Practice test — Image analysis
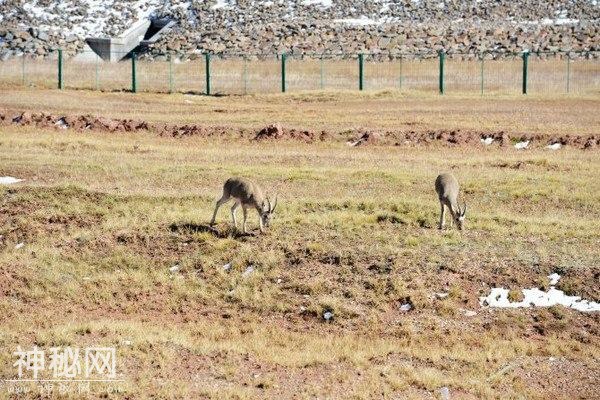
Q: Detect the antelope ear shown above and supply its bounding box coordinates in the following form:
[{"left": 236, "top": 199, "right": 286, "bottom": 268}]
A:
[
  {"left": 271, "top": 194, "right": 278, "bottom": 213},
  {"left": 461, "top": 202, "right": 467, "bottom": 217}
]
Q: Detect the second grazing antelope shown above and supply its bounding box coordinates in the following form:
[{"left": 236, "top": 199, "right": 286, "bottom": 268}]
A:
[
  {"left": 435, "top": 173, "right": 467, "bottom": 230},
  {"left": 210, "top": 177, "right": 278, "bottom": 233}
]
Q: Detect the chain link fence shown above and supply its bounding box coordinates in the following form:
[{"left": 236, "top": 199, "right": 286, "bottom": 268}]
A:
[{"left": 0, "top": 50, "right": 598, "bottom": 96}]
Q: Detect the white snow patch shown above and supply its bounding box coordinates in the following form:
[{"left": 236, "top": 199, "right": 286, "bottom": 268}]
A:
[
  {"left": 480, "top": 273, "right": 600, "bottom": 312},
  {"left": 302, "top": 0, "right": 332, "bottom": 7},
  {"left": 212, "top": 0, "right": 231, "bottom": 10},
  {"left": 546, "top": 142, "right": 562, "bottom": 150},
  {"left": 334, "top": 16, "right": 379, "bottom": 26},
  {"left": 548, "top": 273, "right": 561, "bottom": 285},
  {"left": 0, "top": 176, "right": 24, "bottom": 185},
  {"left": 514, "top": 140, "right": 529, "bottom": 149}
]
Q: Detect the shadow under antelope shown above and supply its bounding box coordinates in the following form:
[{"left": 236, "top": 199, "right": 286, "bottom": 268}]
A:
[
  {"left": 210, "top": 177, "right": 278, "bottom": 234},
  {"left": 435, "top": 173, "right": 467, "bottom": 230}
]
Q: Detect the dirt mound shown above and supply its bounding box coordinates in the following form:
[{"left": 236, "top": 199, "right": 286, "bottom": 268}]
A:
[
  {"left": 254, "top": 123, "right": 326, "bottom": 142},
  {"left": 347, "top": 131, "right": 382, "bottom": 146},
  {"left": 1, "top": 109, "right": 598, "bottom": 149}
]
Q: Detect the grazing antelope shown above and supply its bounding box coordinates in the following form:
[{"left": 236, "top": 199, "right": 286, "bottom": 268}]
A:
[
  {"left": 210, "top": 177, "right": 278, "bottom": 233},
  {"left": 435, "top": 173, "right": 467, "bottom": 230}
]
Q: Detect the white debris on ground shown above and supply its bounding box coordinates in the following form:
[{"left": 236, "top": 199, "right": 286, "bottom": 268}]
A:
[
  {"left": 169, "top": 265, "right": 180, "bottom": 273},
  {"left": 546, "top": 142, "right": 562, "bottom": 150},
  {"left": 0, "top": 176, "right": 24, "bottom": 184},
  {"left": 242, "top": 265, "right": 254, "bottom": 277},
  {"left": 323, "top": 311, "right": 333, "bottom": 321},
  {"left": 14, "top": 242, "right": 25, "bottom": 249},
  {"left": 440, "top": 387, "right": 450, "bottom": 400},
  {"left": 480, "top": 137, "right": 494, "bottom": 145},
  {"left": 222, "top": 262, "right": 232, "bottom": 271},
  {"left": 399, "top": 303, "right": 412, "bottom": 311},
  {"left": 514, "top": 140, "right": 530, "bottom": 149},
  {"left": 463, "top": 310, "right": 477, "bottom": 317},
  {"left": 480, "top": 273, "right": 600, "bottom": 312},
  {"left": 435, "top": 292, "right": 449, "bottom": 299},
  {"left": 55, "top": 118, "right": 68, "bottom": 129}
]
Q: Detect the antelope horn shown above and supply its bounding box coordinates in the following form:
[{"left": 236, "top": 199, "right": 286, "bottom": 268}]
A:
[{"left": 271, "top": 194, "right": 278, "bottom": 212}]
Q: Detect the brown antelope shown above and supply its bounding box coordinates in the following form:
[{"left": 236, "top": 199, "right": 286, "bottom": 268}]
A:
[
  {"left": 210, "top": 177, "right": 278, "bottom": 233},
  {"left": 435, "top": 173, "right": 467, "bottom": 230}
]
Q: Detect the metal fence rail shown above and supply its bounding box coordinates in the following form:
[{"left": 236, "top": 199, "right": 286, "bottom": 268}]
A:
[{"left": 0, "top": 50, "right": 598, "bottom": 96}]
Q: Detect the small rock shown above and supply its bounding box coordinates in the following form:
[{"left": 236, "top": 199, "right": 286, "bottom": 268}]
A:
[
  {"left": 464, "top": 310, "right": 477, "bottom": 317},
  {"left": 323, "top": 311, "right": 334, "bottom": 321},
  {"left": 399, "top": 303, "right": 412, "bottom": 312},
  {"left": 14, "top": 242, "right": 24, "bottom": 249},
  {"left": 222, "top": 262, "right": 232, "bottom": 271},
  {"left": 435, "top": 292, "right": 449, "bottom": 299},
  {"left": 169, "top": 265, "right": 180, "bottom": 273},
  {"left": 480, "top": 137, "right": 494, "bottom": 145}
]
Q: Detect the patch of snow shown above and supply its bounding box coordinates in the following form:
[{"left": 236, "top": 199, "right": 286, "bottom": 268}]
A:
[
  {"left": 548, "top": 273, "right": 561, "bottom": 286},
  {"left": 480, "top": 273, "right": 600, "bottom": 312},
  {"left": 212, "top": 0, "right": 231, "bottom": 10},
  {"left": 334, "top": 16, "right": 378, "bottom": 26},
  {"left": 546, "top": 142, "right": 562, "bottom": 150},
  {"left": 0, "top": 176, "right": 24, "bottom": 185},
  {"left": 481, "top": 137, "right": 494, "bottom": 145},
  {"left": 302, "top": 0, "right": 332, "bottom": 7},
  {"left": 514, "top": 140, "right": 529, "bottom": 150}
]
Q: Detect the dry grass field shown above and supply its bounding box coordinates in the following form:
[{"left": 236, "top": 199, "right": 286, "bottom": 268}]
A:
[{"left": 0, "top": 89, "right": 599, "bottom": 399}]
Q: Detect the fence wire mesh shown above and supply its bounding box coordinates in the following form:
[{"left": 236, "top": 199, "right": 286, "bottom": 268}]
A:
[{"left": 0, "top": 50, "right": 598, "bottom": 96}]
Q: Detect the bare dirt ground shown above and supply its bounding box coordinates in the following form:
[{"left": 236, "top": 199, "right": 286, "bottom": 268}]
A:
[{"left": 0, "top": 89, "right": 599, "bottom": 399}]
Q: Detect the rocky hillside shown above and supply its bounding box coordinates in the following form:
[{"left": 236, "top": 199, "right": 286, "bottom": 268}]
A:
[{"left": 0, "top": 0, "right": 598, "bottom": 59}]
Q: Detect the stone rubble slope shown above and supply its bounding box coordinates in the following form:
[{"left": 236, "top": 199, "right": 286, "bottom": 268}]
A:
[{"left": 0, "top": 0, "right": 598, "bottom": 59}]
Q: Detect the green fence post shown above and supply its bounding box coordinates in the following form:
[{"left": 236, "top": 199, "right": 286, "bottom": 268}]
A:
[
  {"left": 131, "top": 52, "right": 137, "bottom": 93},
  {"left": 398, "top": 56, "right": 403, "bottom": 90},
  {"left": 438, "top": 50, "right": 445, "bottom": 94},
  {"left": 205, "top": 53, "right": 210, "bottom": 95},
  {"left": 168, "top": 54, "right": 173, "bottom": 93},
  {"left": 480, "top": 54, "right": 484, "bottom": 95},
  {"left": 281, "top": 53, "right": 286, "bottom": 93},
  {"left": 521, "top": 50, "right": 529, "bottom": 95},
  {"left": 566, "top": 55, "right": 570, "bottom": 93},
  {"left": 358, "top": 53, "right": 364, "bottom": 91},
  {"left": 57, "top": 49, "right": 63, "bottom": 89}
]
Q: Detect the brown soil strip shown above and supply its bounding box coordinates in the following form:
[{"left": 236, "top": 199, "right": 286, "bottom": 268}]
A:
[{"left": 1, "top": 109, "right": 598, "bottom": 149}]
